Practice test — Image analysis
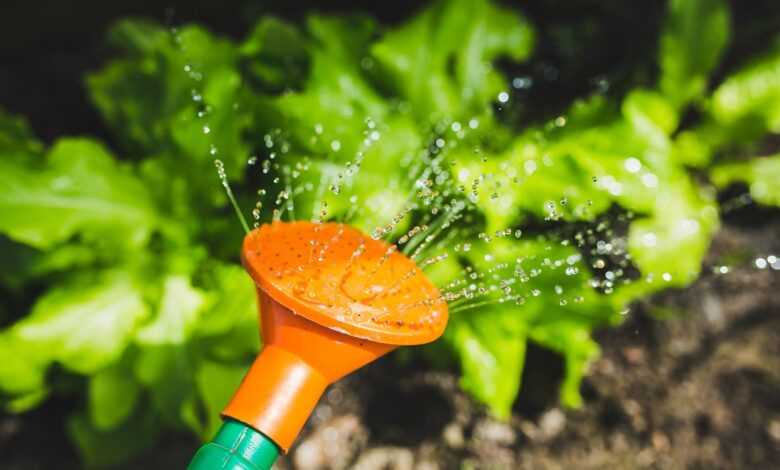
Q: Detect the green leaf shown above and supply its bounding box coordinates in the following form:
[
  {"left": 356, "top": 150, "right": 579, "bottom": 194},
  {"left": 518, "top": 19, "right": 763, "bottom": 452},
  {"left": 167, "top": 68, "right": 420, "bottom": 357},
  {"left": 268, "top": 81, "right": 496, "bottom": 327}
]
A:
[
  {"left": 627, "top": 178, "right": 719, "bottom": 289},
  {"left": 659, "top": 0, "right": 730, "bottom": 109},
  {"left": 529, "top": 322, "right": 599, "bottom": 408},
  {"left": 6, "top": 270, "right": 150, "bottom": 376},
  {"left": 0, "top": 138, "right": 158, "bottom": 250},
  {"left": 88, "top": 362, "right": 141, "bottom": 430},
  {"left": 240, "top": 17, "right": 309, "bottom": 91},
  {"left": 622, "top": 89, "right": 678, "bottom": 137},
  {"left": 194, "top": 263, "right": 260, "bottom": 362},
  {"left": 372, "top": 0, "right": 534, "bottom": 122},
  {"left": 273, "top": 15, "right": 386, "bottom": 157},
  {"left": 710, "top": 154, "right": 780, "bottom": 207},
  {"left": 68, "top": 410, "right": 158, "bottom": 469},
  {"left": 195, "top": 360, "right": 247, "bottom": 439},
  {"left": 262, "top": 15, "right": 425, "bottom": 231},
  {"left": 136, "top": 275, "right": 208, "bottom": 345},
  {"left": 453, "top": 109, "right": 658, "bottom": 232},
  {"left": 710, "top": 35, "right": 780, "bottom": 133},
  {"left": 443, "top": 238, "right": 617, "bottom": 413},
  {"left": 450, "top": 306, "right": 526, "bottom": 418},
  {"left": 0, "top": 108, "right": 43, "bottom": 160},
  {"left": 0, "top": 334, "right": 48, "bottom": 396},
  {"left": 87, "top": 19, "right": 252, "bottom": 219},
  {"left": 133, "top": 345, "right": 198, "bottom": 427},
  {"left": 87, "top": 20, "right": 238, "bottom": 152},
  {"left": 169, "top": 66, "right": 252, "bottom": 173},
  {"left": 6, "top": 389, "right": 50, "bottom": 413}
]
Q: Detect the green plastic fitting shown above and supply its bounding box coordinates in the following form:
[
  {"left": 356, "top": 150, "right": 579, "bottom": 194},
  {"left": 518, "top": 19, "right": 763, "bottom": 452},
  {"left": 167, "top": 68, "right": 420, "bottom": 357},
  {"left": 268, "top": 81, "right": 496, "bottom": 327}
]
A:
[{"left": 188, "top": 418, "right": 280, "bottom": 470}]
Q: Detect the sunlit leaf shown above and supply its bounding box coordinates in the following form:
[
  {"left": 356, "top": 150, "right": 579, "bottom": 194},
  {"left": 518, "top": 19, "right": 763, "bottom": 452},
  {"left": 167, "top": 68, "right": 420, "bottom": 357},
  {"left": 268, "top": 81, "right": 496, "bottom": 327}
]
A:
[
  {"left": 88, "top": 362, "right": 141, "bottom": 430},
  {"left": 711, "top": 154, "right": 780, "bottom": 207},
  {"left": 659, "top": 0, "right": 730, "bottom": 109},
  {"left": 0, "top": 138, "right": 158, "bottom": 250},
  {"left": 9, "top": 270, "right": 150, "bottom": 374}
]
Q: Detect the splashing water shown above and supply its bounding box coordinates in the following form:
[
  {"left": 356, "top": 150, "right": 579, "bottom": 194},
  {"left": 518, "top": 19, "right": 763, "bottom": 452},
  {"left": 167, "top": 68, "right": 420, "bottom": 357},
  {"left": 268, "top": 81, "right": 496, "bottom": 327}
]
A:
[
  {"left": 168, "top": 25, "right": 774, "bottom": 325},
  {"left": 214, "top": 159, "right": 250, "bottom": 234}
]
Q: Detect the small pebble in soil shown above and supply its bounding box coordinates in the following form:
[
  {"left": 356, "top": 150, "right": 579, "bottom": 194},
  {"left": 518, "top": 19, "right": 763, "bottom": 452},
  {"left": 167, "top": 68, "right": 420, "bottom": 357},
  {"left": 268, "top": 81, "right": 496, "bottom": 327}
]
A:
[
  {"left": 538, "top": 408, "right": 566, "bottom": 439},
  {"left": 351, "top": 447, "right": 414, "bottom": 470},
  {"left": 651, "top": 431, "right": 670, "bottom": 451},
  {"left": 472, "top": 419, "right": 516, "bottom": 445},
  {"left": 442, "top": 422, "right": 465, "bottom": 449},
  {"left": 769, "top": 420, "right": 780, "bottom": 442},
  {"left": 622, "top": 346, "right": 645, "bottom": 365},
  {"left": 293, "top": 414, "right": 366, "bottom": 470}
]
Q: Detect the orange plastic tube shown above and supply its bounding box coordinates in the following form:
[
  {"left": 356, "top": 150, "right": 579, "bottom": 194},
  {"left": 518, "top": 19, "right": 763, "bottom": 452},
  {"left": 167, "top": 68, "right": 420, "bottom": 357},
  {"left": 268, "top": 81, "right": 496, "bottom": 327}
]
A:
[
  {"left": 222, "top": 291, "right": 394, "bottom": 451},
  {"left": 221, "top": 222, "right": 448, "bottom": 452}
]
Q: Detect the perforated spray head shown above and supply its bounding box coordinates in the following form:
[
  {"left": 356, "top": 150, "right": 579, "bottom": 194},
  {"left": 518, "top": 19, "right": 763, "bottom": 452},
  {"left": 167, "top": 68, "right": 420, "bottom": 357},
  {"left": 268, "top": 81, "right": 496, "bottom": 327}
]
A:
[
  {"left": 243, "top": 221, "right": 448, "bottom": 344},
  {"left": 221, "top": 222, "right": 448, "bottom": 452}
]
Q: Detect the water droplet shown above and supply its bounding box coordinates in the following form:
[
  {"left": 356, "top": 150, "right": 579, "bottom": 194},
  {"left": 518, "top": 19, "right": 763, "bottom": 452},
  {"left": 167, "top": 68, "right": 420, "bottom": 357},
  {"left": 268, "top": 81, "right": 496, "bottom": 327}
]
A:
[
  {"left": 512, "top": 76, "right": 533, "bottom": 89},
  {"left": 641, "top": 173, "right": 658, "bottom": 188},
  {"left": 642, "top": 232, "right": 657, "bottom": 247},
  {"left": 624, "top": 157, "right": 641, "bottom": 173},
  {"left": 713, "top": 265, "right": 730, "bottom": 274}
]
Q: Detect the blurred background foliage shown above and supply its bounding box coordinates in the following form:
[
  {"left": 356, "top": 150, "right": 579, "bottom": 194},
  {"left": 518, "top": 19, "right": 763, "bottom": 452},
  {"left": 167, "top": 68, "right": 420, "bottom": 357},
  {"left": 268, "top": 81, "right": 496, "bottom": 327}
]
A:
[{"left": 1, "top": 0, "right": 780, "bottom": 466}]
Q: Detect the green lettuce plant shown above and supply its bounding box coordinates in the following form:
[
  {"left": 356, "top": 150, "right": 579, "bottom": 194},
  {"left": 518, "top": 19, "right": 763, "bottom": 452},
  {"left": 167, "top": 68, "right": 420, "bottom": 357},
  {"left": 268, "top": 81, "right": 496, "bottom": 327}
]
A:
[{"left": 1, "top": 0, "right": 779, "bottom": 465}]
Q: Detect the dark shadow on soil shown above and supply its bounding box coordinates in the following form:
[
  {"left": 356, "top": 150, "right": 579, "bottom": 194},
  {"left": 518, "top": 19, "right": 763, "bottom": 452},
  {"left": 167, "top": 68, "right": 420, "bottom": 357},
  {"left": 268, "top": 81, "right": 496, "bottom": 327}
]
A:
[
  {"left": 364, "top": 380, "right": 454, "bottom": 446},
  {"left": 513, "top": 342, "right": 564, "bottom": 420}
]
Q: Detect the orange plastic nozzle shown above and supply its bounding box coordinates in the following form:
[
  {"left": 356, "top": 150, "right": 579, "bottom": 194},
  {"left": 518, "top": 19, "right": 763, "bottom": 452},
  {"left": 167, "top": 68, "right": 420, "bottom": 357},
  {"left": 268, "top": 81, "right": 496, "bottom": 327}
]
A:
[{"left": 222, "top": 222, "right": 448, "bottom": 452}]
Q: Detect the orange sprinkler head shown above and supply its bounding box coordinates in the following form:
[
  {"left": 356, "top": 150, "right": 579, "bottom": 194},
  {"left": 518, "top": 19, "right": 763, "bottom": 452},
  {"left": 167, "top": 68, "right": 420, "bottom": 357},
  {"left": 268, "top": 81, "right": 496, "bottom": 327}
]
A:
[{"left": 221, "top": 221, "right": 448, "bottom": 452}]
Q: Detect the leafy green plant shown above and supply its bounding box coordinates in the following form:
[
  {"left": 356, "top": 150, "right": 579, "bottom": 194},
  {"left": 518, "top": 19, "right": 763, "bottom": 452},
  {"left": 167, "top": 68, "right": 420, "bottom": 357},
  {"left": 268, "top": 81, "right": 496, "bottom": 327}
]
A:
[{"left": 1, "top": 0, "right": 779, "bottom": 465}]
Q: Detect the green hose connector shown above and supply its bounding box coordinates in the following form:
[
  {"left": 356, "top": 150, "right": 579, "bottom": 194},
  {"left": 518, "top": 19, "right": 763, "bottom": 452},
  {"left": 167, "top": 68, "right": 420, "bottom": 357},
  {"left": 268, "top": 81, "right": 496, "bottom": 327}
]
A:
[{"left": 188, "top": 418, "right": 280, "bottom": 470}]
